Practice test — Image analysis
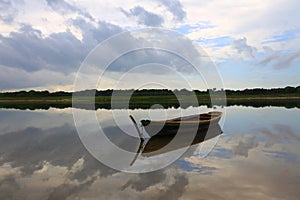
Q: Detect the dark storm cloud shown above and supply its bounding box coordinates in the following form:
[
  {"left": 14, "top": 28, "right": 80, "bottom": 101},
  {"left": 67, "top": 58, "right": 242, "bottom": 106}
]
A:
[
  {"left": 46, "top": 0, "right": 94, "bottom": 21},
  {"left": 156, "top": 0, "right": 186, "bottom": 21},
  {"left": 121, "top": 6, "right": 164, "bottom": 27}
]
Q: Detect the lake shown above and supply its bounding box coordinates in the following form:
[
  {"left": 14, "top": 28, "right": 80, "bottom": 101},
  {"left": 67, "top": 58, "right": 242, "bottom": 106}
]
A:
[{"left": 0, "top": 104, "right": 299, "bottom": 199}]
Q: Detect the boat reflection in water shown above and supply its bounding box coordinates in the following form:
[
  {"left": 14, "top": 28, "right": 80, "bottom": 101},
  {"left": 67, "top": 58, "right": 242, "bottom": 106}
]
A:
[
  {"left": 141, "top": 124, "right": 223, "bottom": 157},
  {"left": 129, "top": 118, "right": 223, "bottom": 166}
]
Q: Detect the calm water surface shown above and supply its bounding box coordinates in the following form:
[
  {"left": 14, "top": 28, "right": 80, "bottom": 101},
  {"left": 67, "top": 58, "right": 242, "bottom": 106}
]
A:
[{"left": 0, "top": 105, "right": 299, "bottom": 199}]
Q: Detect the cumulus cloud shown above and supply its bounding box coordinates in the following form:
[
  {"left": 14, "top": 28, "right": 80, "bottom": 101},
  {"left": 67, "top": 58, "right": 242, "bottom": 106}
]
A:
[
  {"left": 0, "top": 0, "right": 22, "bottom": 23},
  {"left": 0, "top": 18, "right": 193, "bottom": 75},
  {"left": 121, "top": 170, "right": 166, "bottom": 191},
  {"left": 70, "top": 17, "right": 123, "bottom": 48},
  {"left": 256, "top": 124, "right": 300, "bottom": 147},
  {"left": 259, "top": 46, "right": 300, "bottom": 69},
  {"left": 156, "top": 0, "right": 186, "bottom": 21},
  {"left": 233, "top": 136, "right": 259, "bottom": 157},
  {"left": 232, "top": 37, "right": 257, "bottom": 59},
  {"left": 0, "top": 24, "right": 84, "bottom": 72},
  {"left": 0, "top": 20, "right": 205, "bottom": 90},
  {"left": 0, "top": 124, "right": 116, "bottom": 177},
  {"left": 121, "top": 171, "right": 188, "bottom": 200},
  {"left": 0, "top": 116, "right": 190, "bottom": 199},
  {"left": 0, "top": 0, "right": 299, "bottom": 91},
  {"left": 66, "top": 23, "right": 202, "bottom": 75},
  {"left": 157, "top": 174, "right": 189, "bottom": 200},
  {"left": 47, "top": 177, "right": 96, "bottom": 200},
  {"left": 0, "top": 65, "right": 75, "bottom": 91},
  {"left": 121, "top": 6, "right": 164, "bottom": 27},
  {"left": 1, "top": 109, "right": 300, "bottom": 199},
  {"left": 0, "top": 20, "right": 123, "bottom": 74},
  {"left": 0, "top": 175, "right": 20, "bottom": 199},
  {"left": 232, "top": 37, "right": 300, "bottom": 69},
  {"left": 263, "top": 150, "right": 299, "bottom": 162},
  {"left": 46, "top": 0, "right": 94, "bottom": 21}
]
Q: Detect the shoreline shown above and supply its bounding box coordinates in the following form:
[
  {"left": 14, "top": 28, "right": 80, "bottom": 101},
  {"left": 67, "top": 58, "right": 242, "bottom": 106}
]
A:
[
  {"left": 0, "top": 96, "right": 299, "bottom": 103},
  {"left": 225, "top": 96, "right": 300, "bottom": 100},
  {"left": 0, "top": 99, "right": 71, "bottom": 102}
]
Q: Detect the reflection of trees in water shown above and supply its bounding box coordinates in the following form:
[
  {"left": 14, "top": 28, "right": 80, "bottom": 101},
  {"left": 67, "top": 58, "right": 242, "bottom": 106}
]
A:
[
  {"left": 226, "top": 99, "right": 300, "bottom": 109},
  {"left": 0, "top": 98, "right": 299, "bottom": 110}
]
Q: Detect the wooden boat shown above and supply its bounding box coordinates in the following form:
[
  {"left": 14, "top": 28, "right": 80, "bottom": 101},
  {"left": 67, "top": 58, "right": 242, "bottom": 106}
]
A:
[
  {"left": 128, "top": 114, "right": 223, "bottom": 165},
  {"left": 140, "top": 111, "right": 223, "bottom": 136}
]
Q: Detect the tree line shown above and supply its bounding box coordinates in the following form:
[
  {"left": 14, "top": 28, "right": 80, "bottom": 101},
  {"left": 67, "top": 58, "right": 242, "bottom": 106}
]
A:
[{"left": 0, "top": 86, "right": 299, "bottom": 98}]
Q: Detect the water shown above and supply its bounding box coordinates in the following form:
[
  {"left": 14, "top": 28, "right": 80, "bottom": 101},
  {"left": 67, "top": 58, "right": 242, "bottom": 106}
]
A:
[{"left": 0, "top": 105, "right": 299, "bottom": 199}]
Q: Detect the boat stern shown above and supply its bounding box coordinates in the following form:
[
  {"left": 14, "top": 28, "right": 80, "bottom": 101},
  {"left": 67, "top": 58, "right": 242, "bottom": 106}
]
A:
[{"left": 141, "top": 119, "right": 151, "bottom": 126}]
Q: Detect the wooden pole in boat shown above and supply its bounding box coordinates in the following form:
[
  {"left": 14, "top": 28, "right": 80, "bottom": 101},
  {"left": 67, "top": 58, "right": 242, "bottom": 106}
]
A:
[{"left": 129, "top": 115, "right": 144, "bottom": 141}]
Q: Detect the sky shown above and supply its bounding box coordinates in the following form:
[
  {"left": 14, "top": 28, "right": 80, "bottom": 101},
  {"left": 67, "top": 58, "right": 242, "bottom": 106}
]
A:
[{"left": 0, "top": 0, "right": 299, "bottom": 91}]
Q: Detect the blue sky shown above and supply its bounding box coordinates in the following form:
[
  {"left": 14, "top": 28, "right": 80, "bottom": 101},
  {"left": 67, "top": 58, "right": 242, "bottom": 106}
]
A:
[{"left": 0, "top": 0, "right": 299, "bottom": 91}]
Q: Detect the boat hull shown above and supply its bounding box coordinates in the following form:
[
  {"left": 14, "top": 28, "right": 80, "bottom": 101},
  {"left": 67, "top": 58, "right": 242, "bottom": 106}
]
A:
[{"left": 141, "top": 111, "right": 222, "bottom": 137}]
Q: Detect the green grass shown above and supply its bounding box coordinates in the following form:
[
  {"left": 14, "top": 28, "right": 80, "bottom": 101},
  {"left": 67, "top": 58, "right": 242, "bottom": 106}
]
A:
[
  {"left": 0, "top": 93, "right": 299, "bottom": 103},
  {"left": 0, "top": 96, "right": 299, "bottom": 110}
]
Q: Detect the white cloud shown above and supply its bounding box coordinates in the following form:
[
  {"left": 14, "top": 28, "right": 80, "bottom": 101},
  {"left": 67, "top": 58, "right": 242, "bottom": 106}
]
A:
[
  {"left": 232, "top": 37, "right": 257, "bottom": 60},
  {"left": 0, "top": 65, "right": 75, "bottom": 91},
  {"left": 120, "top": 6, "right": 164, "bottom": 27},
  {"left": 154, "top": 0, "right": 186, "bottom": 22},
  {"left": 184, "top": 0, "right": 300, "bottom": 56},
  {"left": 0, "top": 0, "right": 299, "bottom": 90}
]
